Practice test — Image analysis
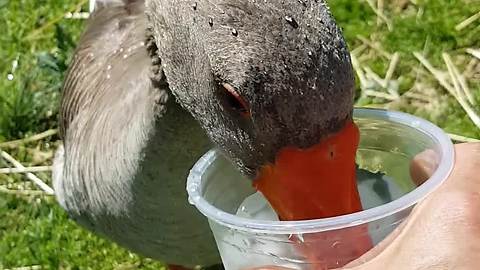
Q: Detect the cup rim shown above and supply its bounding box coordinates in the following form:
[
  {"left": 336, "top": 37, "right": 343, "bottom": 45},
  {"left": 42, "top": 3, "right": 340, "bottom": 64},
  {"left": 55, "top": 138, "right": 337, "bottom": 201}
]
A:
[{"left": 186, "top": 108, "right": 455, "bottom": 234}]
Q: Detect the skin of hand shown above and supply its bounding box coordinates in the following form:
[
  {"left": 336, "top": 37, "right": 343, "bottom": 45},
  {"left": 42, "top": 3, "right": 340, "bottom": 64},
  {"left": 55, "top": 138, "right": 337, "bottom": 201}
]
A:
[
  {"left": 344, "top": 142, "right": 480, "bottom": 270},
  {"left": 249, "top": 143, "right": 480, "bottom": 270}
]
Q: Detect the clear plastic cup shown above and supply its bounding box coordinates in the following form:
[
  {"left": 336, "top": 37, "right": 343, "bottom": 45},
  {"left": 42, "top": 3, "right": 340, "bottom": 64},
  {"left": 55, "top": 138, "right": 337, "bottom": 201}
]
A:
[{"left": 186, "top": 108, "right": 454, "bottom": 270}]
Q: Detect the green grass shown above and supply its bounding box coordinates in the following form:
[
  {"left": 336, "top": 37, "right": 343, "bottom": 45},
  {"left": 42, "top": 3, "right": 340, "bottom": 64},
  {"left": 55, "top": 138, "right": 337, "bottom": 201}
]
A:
[
  {"left": 330, "top": 0, "right": 480, "bottom": 139},
  {"left": 0, "top": 0, "right": 479, "bottom": 269},
  {"left": 0, "top": 0, "right": 165, "bottom": 269},
  {"left": 0, "top": 195, "right": 165, "bottom": 270},
  {"left": 0, "top": 0, "right": 81, "bottom": 141}
]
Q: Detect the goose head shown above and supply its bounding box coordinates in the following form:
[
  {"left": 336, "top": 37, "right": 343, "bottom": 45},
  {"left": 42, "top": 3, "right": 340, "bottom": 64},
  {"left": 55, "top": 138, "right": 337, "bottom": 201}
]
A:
[{"left": 146, "top": 0, "right": 358, "bottom": 220}]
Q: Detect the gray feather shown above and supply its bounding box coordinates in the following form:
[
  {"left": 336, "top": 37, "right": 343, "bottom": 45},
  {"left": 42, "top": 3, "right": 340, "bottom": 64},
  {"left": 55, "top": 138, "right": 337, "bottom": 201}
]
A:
[
  {"left": 54, "top": 0, "right": 219, "bottom": 266},
  {"left": 55, "top": 0, "right": 356, "bottom": 267}
]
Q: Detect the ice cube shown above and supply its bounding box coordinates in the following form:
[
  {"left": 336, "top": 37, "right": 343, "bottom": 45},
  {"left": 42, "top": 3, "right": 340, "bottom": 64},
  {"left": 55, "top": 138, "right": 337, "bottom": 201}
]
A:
[
  {"left": 215, "top": 192, "right": 298, "bottom": 270},
  {"left": 236, "top": 192, "right": 279, "bottom": 221}
]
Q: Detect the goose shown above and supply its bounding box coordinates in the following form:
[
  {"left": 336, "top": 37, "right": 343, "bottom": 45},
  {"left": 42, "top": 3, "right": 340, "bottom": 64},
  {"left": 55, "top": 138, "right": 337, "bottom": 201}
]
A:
[{"left": 53, "top": 0, "right": 358, "bottom": 268}]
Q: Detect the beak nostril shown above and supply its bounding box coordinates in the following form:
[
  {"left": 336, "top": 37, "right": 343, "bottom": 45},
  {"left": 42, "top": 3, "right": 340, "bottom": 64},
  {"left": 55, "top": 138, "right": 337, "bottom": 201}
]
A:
[
  {"left": 221, "top": 83, "right": 251, "bottom": 118},
  {"left": 328, "top": 145, "right": 335, "bottom": 160}
]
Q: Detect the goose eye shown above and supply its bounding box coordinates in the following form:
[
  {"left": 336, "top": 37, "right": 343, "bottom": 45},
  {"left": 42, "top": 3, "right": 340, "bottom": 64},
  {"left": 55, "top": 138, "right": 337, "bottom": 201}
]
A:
[{"left": 221, "top": 83, "right": 250, "bottom": 118}]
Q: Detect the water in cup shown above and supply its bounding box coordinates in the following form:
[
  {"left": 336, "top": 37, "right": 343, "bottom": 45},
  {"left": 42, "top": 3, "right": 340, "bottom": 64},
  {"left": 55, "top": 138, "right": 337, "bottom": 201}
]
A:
[
  {"left": 210, "top": 148, "right": 414, "bottom": 270},
  {"left": 189, "top": 109, "right": 455, "bottom": 270}
]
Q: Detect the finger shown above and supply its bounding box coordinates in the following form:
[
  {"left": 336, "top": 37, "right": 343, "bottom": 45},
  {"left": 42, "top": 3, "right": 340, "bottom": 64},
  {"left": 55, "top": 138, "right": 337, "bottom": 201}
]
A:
[
  {"left": 344, "top": 143, "right": 480, "bottom": 270},
  {"left": 350, "top": 145, "right": 448, "bottom": 265},
  {"left": 248, "top": 144, "right": 480, "bottom": 270},
  {"left": 409, "top": 149, "right": 439, "bottom": 186},
  {"left": 438, "top": 142, "right": 480, "bottom": 190}
]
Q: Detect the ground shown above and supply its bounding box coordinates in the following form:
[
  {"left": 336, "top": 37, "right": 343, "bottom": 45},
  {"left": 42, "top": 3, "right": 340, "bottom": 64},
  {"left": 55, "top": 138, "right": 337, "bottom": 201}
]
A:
[{"left": 0, "top": 0, "right": 478, "bottom": 269}]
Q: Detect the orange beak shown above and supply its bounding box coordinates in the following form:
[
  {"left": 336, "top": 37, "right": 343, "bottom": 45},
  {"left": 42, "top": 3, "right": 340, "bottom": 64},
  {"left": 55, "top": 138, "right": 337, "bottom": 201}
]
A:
[
  {"left": 253, "top": 121, "right": 372, "bottom": 268},
  {"left": 253, "top": 121, "right": 362, "bottom": 220}
]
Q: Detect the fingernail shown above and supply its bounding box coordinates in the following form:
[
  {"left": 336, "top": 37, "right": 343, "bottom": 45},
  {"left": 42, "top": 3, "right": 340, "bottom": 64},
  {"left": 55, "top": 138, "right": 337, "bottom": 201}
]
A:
[
  {"left": 416, "top": 149, "right": 439, "bottom": 174},
  {"left": 410, "top": 149, "right": 439, "bottom": 186}
]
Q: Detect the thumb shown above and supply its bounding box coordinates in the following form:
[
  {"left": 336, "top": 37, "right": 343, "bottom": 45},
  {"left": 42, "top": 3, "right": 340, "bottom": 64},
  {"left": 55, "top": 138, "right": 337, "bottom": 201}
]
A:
[
  {"left": 343, "top": 143, "right": 480, "bottom": 270},
  {"left": 409, "top": 149, "right": 440, "bottom": 186},
  {"left": 344, "top": 147, "right": 444, "bottom": 268}
]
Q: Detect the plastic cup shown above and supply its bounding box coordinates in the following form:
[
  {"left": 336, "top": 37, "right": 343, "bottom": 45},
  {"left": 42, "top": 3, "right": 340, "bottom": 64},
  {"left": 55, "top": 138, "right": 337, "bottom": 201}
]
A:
[{"left": 186, "top": 108, "right": 454, "bottom": 270}]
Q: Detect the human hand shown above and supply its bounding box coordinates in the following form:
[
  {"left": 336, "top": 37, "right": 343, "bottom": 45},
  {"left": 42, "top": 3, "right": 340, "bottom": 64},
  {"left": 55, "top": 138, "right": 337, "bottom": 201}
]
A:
[{"left": 344, "top": 143, "right": 480, "bottom": 270}]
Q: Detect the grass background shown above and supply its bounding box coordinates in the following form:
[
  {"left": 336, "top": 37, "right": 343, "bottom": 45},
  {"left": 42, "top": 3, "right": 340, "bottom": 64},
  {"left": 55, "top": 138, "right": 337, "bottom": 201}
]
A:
[{"left": 0, "top": 0, "right": 479, "bottom": 269}]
